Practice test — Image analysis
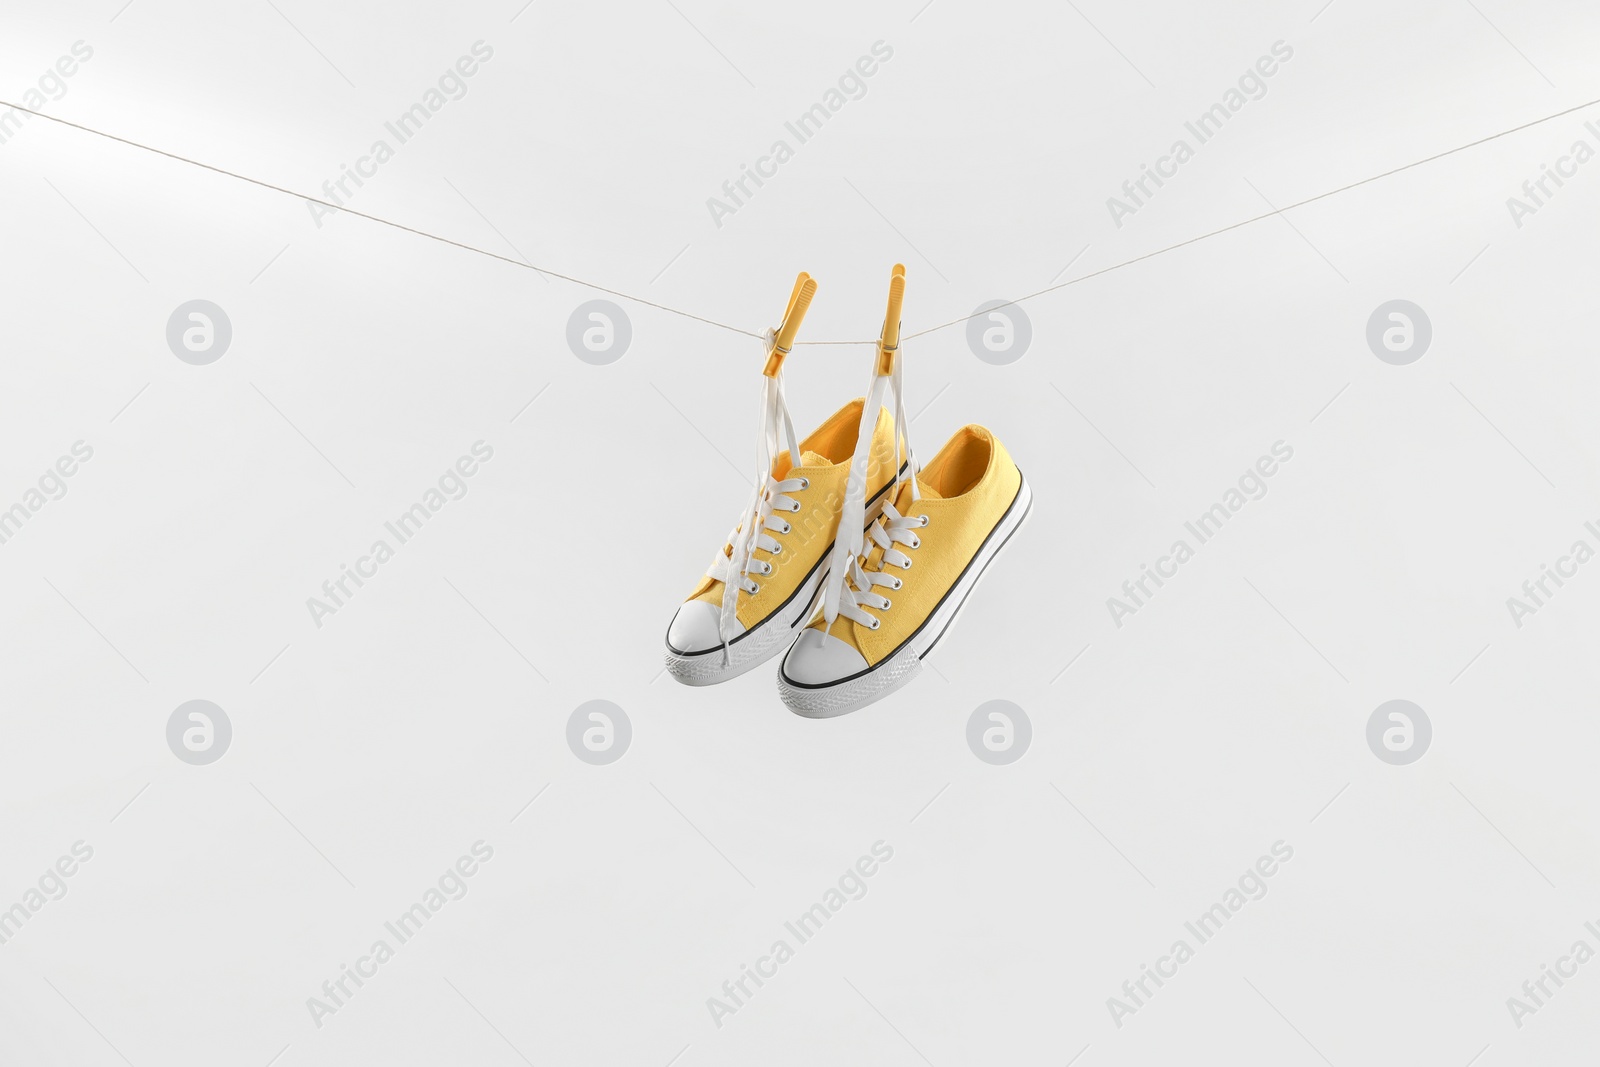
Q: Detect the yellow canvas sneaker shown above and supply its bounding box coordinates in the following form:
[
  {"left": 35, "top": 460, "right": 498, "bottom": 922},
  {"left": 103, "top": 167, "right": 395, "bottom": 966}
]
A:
[
  {"left": 778, "top": 269, "right": 1031, "bottom": 716},
  {"left": 664, "top": 275, "right": 900, "bottom": 685}
]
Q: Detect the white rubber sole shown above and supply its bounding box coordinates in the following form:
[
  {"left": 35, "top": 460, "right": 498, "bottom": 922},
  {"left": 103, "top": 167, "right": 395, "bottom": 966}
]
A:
[
  {"left": 778, "top": 475, "right": 1033, "bottom": 718},
  {"left": 663, "top": 561, "right": 829, "bottom": 686}
]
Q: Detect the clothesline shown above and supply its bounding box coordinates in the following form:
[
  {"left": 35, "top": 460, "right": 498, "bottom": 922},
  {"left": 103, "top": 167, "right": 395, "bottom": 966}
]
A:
[{"left": 7, "top": 93, "right": 1599, "bottom": 345}]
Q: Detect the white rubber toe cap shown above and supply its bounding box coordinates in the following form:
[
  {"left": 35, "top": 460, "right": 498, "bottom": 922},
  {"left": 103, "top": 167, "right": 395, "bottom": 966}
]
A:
[
  {"left": 782, "top": 629, "right": 869, "bottom": 686},
  {"left": 667, "top": 601, "right": 744, "bottom": 654}
]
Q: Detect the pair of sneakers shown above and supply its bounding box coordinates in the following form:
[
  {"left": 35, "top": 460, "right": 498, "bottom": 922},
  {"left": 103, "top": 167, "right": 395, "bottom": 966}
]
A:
[{"left": 663, "top": 266, "right": 1032, "bottom": 717}]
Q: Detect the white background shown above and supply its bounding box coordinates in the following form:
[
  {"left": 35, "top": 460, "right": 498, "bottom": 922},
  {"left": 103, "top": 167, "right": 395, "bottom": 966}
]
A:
[{"left": 2, "top": 0, "right": 1599, "bottom": 1063}]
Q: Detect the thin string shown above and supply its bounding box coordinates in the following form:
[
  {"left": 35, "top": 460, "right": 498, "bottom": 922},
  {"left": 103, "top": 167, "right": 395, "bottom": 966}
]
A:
[
  {"left": 8, "top": 93, "right": 1600, "bottom": 346},
  {"left": 0, "top": 101, "right": 763, "bottom": 341},
  {"left": 896, "top": 91, "right": 1600, "bottom": 343}
]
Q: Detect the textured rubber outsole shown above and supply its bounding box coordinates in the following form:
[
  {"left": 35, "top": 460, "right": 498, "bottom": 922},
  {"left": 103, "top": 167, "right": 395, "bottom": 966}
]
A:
[
  {"left": 779, "top": 475, "right": 1032, "bottom": 717},
  {"left": 777, "top": 641, "right": 924, "bottom": 717},
  {"left": 663, "top": 562, "right": 829, "bottom": 686}
]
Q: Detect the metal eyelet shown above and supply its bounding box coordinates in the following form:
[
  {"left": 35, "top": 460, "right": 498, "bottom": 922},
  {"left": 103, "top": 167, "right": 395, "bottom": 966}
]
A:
[
  {"left": 882, "top": 598, "right": 892, "bottom": 609},
  {"left": 781, "top": 522, "right": 792, "bottom": 533},
  {"left": 798, "top": 478, "right": 810, "bottom": 490},
  {"left": 920, "top": 515, "right": 930, "bottom": 527},
  {"left": 902, "top": 558, "right": 913, "bottom": 570},
  {"left": 910, "top": 537, "right": 921, "bottom": 549},
  {"left": 893, "top": 578, "right": 902, "bottom": 590},
  {"left": 771, "top": 544, "right": 782, "bottom": 555},
  {"left": 790, "top": 502, "right": 801, "bottom": 513},
  {"left": 870, "top": 618, "right": 881, "bottom": 630}
]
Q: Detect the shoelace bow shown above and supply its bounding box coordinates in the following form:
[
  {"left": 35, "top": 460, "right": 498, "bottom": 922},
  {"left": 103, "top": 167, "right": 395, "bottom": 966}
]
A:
[{"left": 705, "top": 329, "right": 806, "bottom": 665}]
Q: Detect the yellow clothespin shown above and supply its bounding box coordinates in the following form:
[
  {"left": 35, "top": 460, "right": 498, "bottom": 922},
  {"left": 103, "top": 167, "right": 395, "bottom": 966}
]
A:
[
  {"left": 763, "top": 272, "right": 817, "bottom": 377},
  {"left": 876, "top": 263, "right": 906, "bottom": 375}
]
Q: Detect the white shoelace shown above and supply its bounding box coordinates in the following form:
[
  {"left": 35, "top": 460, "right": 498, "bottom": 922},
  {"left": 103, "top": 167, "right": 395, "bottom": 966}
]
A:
[
  {"left": 831, "top": 502, "right": 928, "bottom": 630},
  {"left": 821, "top": 340, "right": 921, "bottom": 635},
  {"left": 706, "top": 329, "right": 806, "bottom": 664}
]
